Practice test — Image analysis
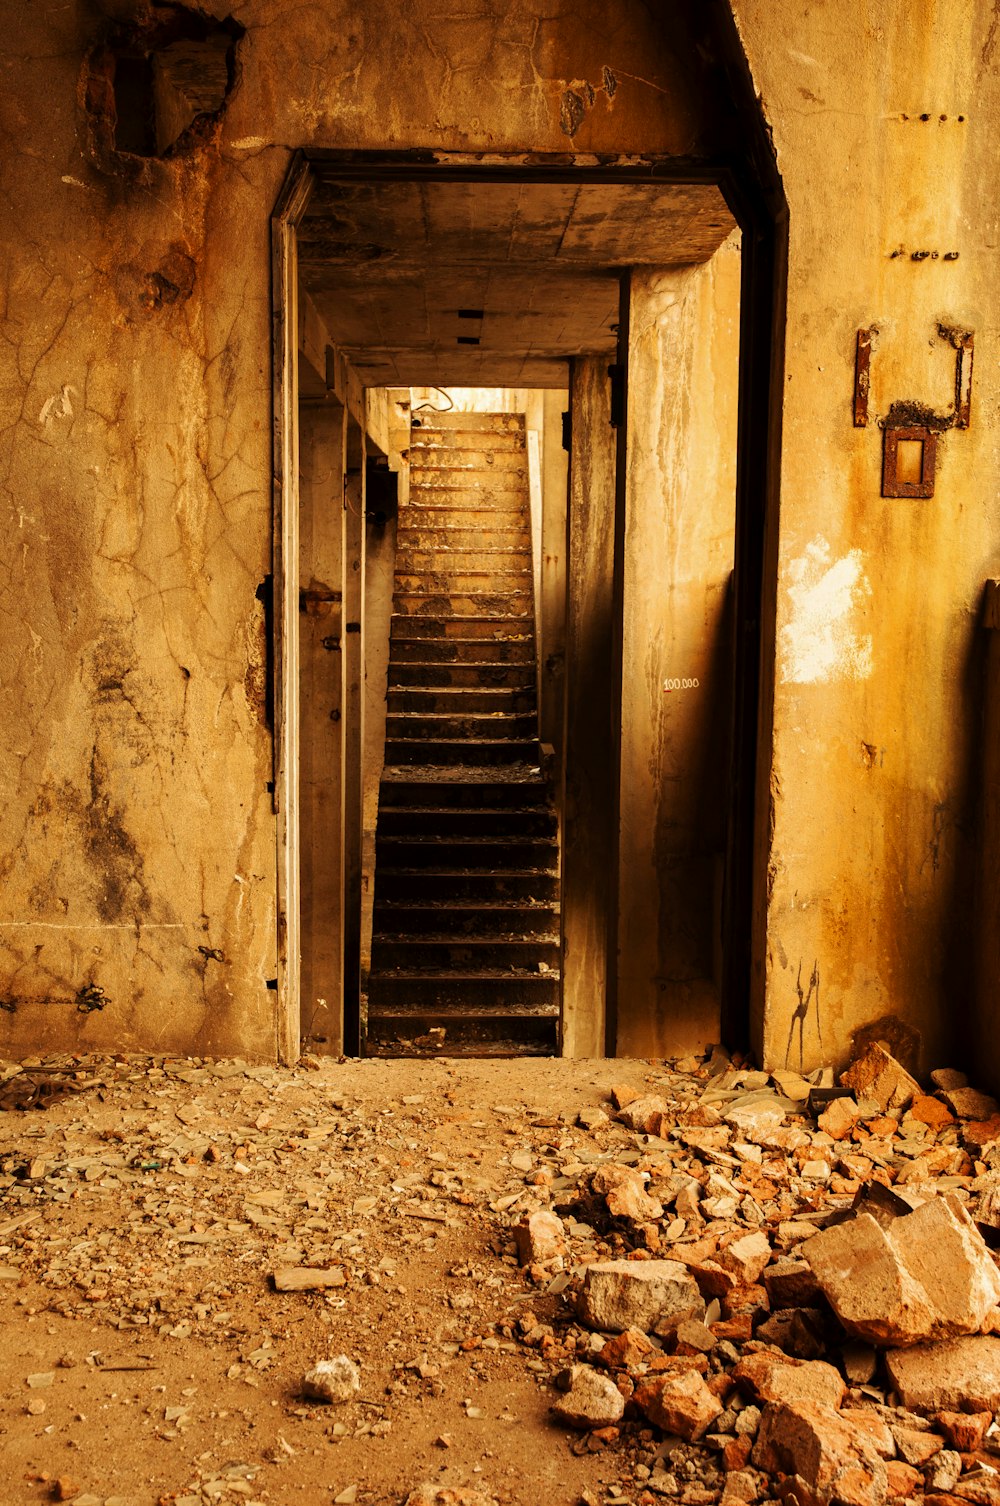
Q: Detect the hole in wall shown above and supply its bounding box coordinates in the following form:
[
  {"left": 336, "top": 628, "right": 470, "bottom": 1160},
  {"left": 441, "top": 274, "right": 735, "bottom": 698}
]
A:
[{"left": 82, "top": 3, "right": 244, "bottom": 173}]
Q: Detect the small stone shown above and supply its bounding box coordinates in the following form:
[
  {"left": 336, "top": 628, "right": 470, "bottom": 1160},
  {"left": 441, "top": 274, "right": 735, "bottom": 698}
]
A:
[
  {"left": 551, "top": 1365, "right": 626, "bottom": 1430},
  {"left": 908, "top": 1094, "right": 956, "bottom": 1130},
  {"left": 578, "top": 1107, "right": 609, "bottom": 1131},
  {"left": 942, "top": 1088, "right": 1000, "bottom": 1121},
  {"left": 732, "top": 1352, "right": 845, "bottom": 1410},
  {"left": 841, "top": 1343, "right": 878, "bottom": 1385},
  {"left": 935, "top": 1411, "right": 992, "bottom": 1452},
  {"left": 514, "top": 1209, "right": 565, "bottom": 1265},
  {"left": 632, "top": 1368, "right": 723, "bottom": 1440},
  {"left": 592, "top": 1164, "right": 664, "bottom": 1222},
  {"left": 26, "top": 1372, "right": 54, "bottom": 1388},
  {"left": 719, "top": 1232, "right": 771, "bottom": 1285},
  {"left": 928, "top": 1451, "right": 963, "bottom": 1494},
  {"left": 886, "top": 1460, "right": 924, "bottom": 1498},
  {"left": 578, "top": 1259, "right": 704, "bottom": 1335},
  {"left": 403, "top": 1488, "right": 499, "bottom": 1506},
  {"left": 617, "top": 1095, "right": 670, "bottom": 1134},
  {"left": 890, "top": 1424, "right": 944, "bottom": 1465},
  {"left": 273, "top": 1266, "right": 346, "bottom": 1292},
  {"left": 675, "top": 1319, "right": 717, "bottom": 1354},
  {"left": 931, "top": 1069, "right": 968, "bottom": 1091},
  {"left": 763, "top": 1258, "right": 821, "bottom": 1307},
  {"left": 886, "top": 1336, "right": 1000, "bottom": 1412},
  {"left": 598, "top": 1327, "right": 655, "bottom": 1371},
  {"left": 26, "top": 1397, "right": 46, "bottom": 1415},
  {"left": 818, "top": 1097, "right": 862, "bottom": 1140},
  {"left": 302, "top": 1355, "right": 361, "bottom": 1404},
  {"left": 840, "top": 1043, "right": 920, "bottom": 1114},
  {"left": 721, "top": 1470, "right": 759, "bottom": 1503},
  {"left": 755, "top": 1306, "right": 826, "bottom": 1360}
]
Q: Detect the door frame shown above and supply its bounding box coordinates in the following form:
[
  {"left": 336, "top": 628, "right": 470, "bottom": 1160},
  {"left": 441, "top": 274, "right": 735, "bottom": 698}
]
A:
[{"left": 270, "top": 141, "right": 787, "bottom": 1061}]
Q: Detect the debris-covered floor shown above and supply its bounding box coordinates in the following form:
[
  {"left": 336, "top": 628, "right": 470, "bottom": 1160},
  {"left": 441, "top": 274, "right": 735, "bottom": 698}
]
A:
[{"left": 4, "top": 1045, "right": 1000, "bottom": 1506}]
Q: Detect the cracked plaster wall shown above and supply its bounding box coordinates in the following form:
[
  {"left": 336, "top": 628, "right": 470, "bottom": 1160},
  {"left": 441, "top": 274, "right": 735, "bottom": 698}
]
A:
[
  {"left": 0, "top": 0, "right": 703, "bottom": 1058},
  {"left": 4, "top": 0, "right": 1000, "bottom": 1069}
]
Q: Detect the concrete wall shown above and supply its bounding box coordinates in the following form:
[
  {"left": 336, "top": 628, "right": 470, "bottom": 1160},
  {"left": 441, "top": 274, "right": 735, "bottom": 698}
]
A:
[
  {"left": 562, "top": 359, "right": 617, "bottom": 1057},
  {"left": 735, "top": 0, "right": 1000, "bottom": 1079},
  {"left": 3, "top": 0, "right": 1000, "bottom": 1073},
  {"left": 616, "top": 240, "right": 741, "bottom": 1057}
]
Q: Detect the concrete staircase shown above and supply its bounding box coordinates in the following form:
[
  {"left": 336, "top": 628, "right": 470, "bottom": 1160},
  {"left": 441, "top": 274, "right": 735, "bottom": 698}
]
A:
[{"left": 365, "top": 410, "right": 561, "bottom": 1057}]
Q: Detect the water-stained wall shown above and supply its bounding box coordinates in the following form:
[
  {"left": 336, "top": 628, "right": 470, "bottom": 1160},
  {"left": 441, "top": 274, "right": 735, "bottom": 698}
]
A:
[
  {"left": 735, "top": 0, "right": 1000, "bottom": 1079},
  {"left": 3, "top": 0, "right": 1000, "bottom": 1073}
]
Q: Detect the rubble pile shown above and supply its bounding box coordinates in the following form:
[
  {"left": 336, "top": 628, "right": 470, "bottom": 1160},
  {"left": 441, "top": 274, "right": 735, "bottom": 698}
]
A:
[{"left": 501, "top": 1043, "right": 1000, "bottom": 1506}]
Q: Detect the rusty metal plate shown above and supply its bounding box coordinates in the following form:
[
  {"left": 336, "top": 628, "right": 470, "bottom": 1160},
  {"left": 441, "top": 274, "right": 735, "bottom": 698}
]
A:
[{"left": 882, "top": 425, "right": 937, "bottom": 499}]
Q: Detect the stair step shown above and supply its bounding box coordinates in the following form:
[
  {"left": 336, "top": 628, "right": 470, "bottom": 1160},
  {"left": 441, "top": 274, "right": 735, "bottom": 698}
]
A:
[
  {"left": 387, "top": 687, "right": 536, "bottom": 714},
  {"left": 389, "top": 638, "right": 534, "bottom": 664},
  {"left": 387, "top": 706, "right": 536, "bottom": 733},
  {"left": 394, "top": 570, "right": 532, "bottom": 593},
  {"left": 375, "top": 869, "right": 558, "bottom": 901},
  {"left": 363, "top": 1036, "right": 556, "bottom": 1059},
  {"left": 384, "top": 738, "right": 540, "bottom": 767},
  {"left": 410, "top": 450, "right": 526, "bottom": 474},
  {"left": 410, "top": 432, "right": 524, "bottom": 453},
  {"left": 371, "top": 937, "right": 560, "bottom": 968},
  {"left": 411, "top": 412, "right": 524, "bottom": 433},
  {"left": 373, "top": 901, "right": 558, "bottom": 936},
  {"left": 397, "top": 527, "right": 530, "bottom": 551},
  {"left": 390, "top": 615, "right": 533, "bottom": 641},
  {"left": 379, "top": 774, "right": 548, "bottom": 808},
  {"left": 377, "top": 807, "right": 555, "bottom": 837},
  {"left": 389, "top": 662, "right": 536, "bottom": 689},
  {"left": 391, "top": 587, "right": 536, "bottom": 611},
  {"left": 375, "top": 835, "right": 557, "bottom": 870},
  {"left": 367, "top": 974, "right": 560, "bottom": 1009},
  {"left": 396, "top": 547, "right": 531, "bottom": 570}
]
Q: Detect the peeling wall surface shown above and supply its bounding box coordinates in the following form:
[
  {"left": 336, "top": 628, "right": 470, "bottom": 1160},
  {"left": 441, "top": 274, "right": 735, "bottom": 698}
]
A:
[{"left": 3, "top": 0, "right": 1000, "bottom": 1070}]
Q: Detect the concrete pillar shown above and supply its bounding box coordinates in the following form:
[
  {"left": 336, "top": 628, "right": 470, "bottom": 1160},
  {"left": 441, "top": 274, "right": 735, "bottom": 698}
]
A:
[
  {"left": 342, "top": 418, "right": 366, "bottom": 1053},
  {"left": 540, "top": 390, "right": 569, "bottom": 762},
  {"left": 561, "top": 359, "right": 617, "bottom": 1057},
  {"left": 298, "top": 398, "right": 347, "bottom": 1054},
  {"left": 615, "top": 239, "right": 741, "bottom": 1057}
]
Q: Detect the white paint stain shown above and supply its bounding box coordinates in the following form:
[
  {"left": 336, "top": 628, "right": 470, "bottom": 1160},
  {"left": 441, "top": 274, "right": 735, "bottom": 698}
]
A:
[
  {"left": 780, "top": 536, "right": 873, "bottom": 685},
  {"left": 39, "top": 385, "right": 76, "bottom": 428}
]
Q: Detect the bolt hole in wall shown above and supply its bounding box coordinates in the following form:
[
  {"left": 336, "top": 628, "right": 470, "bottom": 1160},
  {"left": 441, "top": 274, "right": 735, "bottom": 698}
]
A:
[{"left": 276, "top": 160, "right": 755, "bottom": 1062}]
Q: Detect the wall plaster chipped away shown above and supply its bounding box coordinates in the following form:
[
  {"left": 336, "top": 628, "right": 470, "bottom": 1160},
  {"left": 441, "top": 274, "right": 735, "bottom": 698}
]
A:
[{"left": 779, "top": 537, "right": 873, "bottom": 685}]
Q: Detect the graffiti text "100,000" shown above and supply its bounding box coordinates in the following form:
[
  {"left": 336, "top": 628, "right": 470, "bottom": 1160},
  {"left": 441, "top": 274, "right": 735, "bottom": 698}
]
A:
[{"left": 663, "top": 677, "right": 700, "bottom": 692}]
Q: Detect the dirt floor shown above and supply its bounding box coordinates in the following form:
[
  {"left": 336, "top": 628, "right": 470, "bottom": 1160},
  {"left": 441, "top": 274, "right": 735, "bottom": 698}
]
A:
[{"left": 0, "top": 1052, "right": 670, "bottom": 1506}]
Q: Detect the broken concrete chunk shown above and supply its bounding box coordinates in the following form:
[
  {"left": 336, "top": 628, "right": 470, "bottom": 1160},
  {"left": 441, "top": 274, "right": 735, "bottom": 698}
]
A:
[
  {"left": 632, "top": 1368, "right": 723, "bottom": 1440},
  {"left": 404, "top": 1488, "right": 499, "bottom": 1506},
  {"left": 513, "top": 1209, "right": 565, "bottom": 1265},
  {"left": 550, "top": 1364, "right": 625, "bottom": 1429},
  {"left": 755, "top": 1307, "right": 827, "bottom": 1360},
  {"left": 839, "top": 1043, "right": 920, "bottom": 1114},
  {"left": 841, "top": 1343, "right": 878, "bottom": 1385},
  {"left": 591, "top": 1164, "right": 664, "bottom": 1222},
  {"left": 803, "top": 1195, "right": 1000, "bottom": 1346},
  {"left": 719, "top": 1231, "right": 772, "bottom": 1285},
  {"left": 763, "top": 1259, "right": 821, "bottom": 1308},
  {"left": 302, "top": 1355, "right": 360, "bottom": 1404},
  {"left": 817, "top": 1097, "right": 862, "bottom": 1141},
  {"left": 885, "top": 1336, "right": 1000, "bottom": 1412},
  {"left": 272, "top": 1265, "right": 346, "bottom": 1292},
  {"left": 941, "top": 1087, "right": 1000, "bottom": 1121},
  {"left": 616, "top": 1094, "right": 670, "bottom": 1134},
  {"left": 890, "top": 1424, "right": 944, "bottom": 1466},
  {"left": 752, "top": 1400, "right": 888, "bottom": 1506},
  {"left": 934, "top": 1411, "right": 991, "bottom": 1453},
  {"left": 733, "top": 1352, "right": 845, "bottom": 1410},
  {"left": 597, "top": 1326, "right": 655, "bottom": 1371},
  {"left": 578, "top": 1259, "right": 704, "bottom": 1335},
  {"left": 931, "top": 1069, "right": 968, "bottom": 1092}
]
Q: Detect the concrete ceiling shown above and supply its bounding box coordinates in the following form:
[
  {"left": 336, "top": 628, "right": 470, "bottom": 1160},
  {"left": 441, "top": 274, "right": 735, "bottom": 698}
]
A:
[{"left": 300, "top": 178, "right": 737, "bottom": 387}]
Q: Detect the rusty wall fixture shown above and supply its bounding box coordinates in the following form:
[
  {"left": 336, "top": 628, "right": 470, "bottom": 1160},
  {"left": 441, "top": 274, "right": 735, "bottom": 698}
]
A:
[{"left": 853, "top": 324, "right": 974, "bottom": 499}]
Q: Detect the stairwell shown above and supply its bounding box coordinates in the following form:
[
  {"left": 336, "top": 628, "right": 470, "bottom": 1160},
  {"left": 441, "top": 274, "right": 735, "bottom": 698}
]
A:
[{"left": 365, "top": 410, "right": 561, "bottom": 1057}]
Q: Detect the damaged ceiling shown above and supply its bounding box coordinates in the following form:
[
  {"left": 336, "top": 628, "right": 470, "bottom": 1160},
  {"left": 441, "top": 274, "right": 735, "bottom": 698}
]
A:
[{"left": 300, "top": 176, "right": 737, "bottom": 387}]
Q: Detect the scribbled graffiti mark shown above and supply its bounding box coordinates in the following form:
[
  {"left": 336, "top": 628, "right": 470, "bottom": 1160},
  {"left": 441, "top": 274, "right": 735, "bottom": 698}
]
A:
[{"left": 785, "top": 959, "right": 821, "bottom": 1069}]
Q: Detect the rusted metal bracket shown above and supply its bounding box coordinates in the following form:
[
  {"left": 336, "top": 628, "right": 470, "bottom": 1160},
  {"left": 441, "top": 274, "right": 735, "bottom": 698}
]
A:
[
  {"left": 853, "top": 327, "right": 877, "bottom": 427},
  {"left": 854, "top": 323, "right": 974, "bottom": 497}
]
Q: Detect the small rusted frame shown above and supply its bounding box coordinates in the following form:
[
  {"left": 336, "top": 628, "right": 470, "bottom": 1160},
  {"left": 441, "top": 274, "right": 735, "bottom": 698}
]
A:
[
  {"left": 882, "top": 426, "right": 937, "bottom": 499},
  {"left": 854, "top": 327, "right": 877, "bottom": 427}
]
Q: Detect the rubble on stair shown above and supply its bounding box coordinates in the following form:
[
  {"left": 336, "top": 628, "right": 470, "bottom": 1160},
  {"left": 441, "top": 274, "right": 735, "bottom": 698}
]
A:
[{"left": 367, "top": 410, "right": 561, "bottom": 1058}]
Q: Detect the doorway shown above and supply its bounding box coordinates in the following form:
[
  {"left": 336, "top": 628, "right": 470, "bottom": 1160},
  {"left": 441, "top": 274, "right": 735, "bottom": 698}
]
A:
[{"left": 272, "top": 153, "right": 785, "bottom": 1061}]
